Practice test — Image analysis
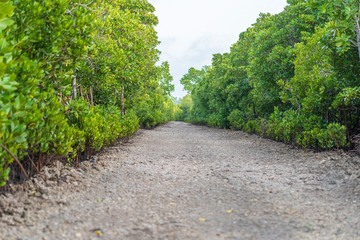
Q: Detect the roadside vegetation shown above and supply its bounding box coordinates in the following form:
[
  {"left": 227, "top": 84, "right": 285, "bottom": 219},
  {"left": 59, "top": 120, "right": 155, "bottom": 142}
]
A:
[
  {"left": 178, "top": 0, "right": 360, "bottom": 151},
  {"left": 0, "top": 0, "right": 181, "bottom": 186}
]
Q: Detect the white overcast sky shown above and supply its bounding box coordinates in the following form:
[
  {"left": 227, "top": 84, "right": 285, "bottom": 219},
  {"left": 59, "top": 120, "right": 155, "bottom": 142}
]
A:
[{"left": 148, "top": 0, "right": 288, "bottom": 99}]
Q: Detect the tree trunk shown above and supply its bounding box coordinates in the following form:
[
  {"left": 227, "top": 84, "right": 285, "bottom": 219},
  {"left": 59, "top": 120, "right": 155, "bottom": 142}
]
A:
[
  {"left": 72, "top": 76, "right": 77, "bottom": 99},
  {"left": 355, "top": 13, "right": 360, "bottom": 61},
  {"left": 252, "top": 103, "right": 257, "bottom": 118},
  {"left": 121, "top": 85, "right": 125, "bottom": 115},
  {"left": 90, "top": 86, "right": 94, "bottom": 107},
  {"left": 86, "top": 89, "right": 90, "bottom": 103},
  {"left": 79, "top": 85, "right": 84, "bottom": 101}
]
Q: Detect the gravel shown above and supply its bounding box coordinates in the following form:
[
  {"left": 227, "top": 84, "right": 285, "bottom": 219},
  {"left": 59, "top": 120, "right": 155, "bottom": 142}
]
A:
[{"left": 1, "top": 121, "right": 360, "bottom": 239}]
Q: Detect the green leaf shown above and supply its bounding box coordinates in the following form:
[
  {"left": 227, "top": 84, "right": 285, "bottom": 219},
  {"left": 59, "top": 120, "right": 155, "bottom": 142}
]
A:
[
  {"left": 14, "top": 134, "right": 27, "bottom": 143},
  {"left": 0, "top": 18, "right": 14, "bottom": 31},
  {"left": 14, "top": 95, "right": 21, "bottom": 109}
]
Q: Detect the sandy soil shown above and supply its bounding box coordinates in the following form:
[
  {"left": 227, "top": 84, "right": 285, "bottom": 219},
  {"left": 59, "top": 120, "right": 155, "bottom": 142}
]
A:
[{"left": 1, "top": 121, "right": 360, "bottom": 240}]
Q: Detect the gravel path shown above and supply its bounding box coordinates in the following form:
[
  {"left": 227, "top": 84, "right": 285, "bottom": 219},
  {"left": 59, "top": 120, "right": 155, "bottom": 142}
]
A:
[{"left": 1, "top": 121, "right": 360, "bottom": 239}]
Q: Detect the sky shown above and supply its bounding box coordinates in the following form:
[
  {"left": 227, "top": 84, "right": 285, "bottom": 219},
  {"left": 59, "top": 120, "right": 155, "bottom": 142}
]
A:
[{"left": 148, "top": 0, "right": 289, "bottom": 99}]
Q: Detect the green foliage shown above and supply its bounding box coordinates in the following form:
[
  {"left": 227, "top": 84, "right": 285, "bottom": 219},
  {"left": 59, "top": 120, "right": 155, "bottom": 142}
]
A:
[
  {"left": 0, "top": 0, "right": 98, "bottom": 186},
  {"left": 180, "top": 0, "right": 357, "bottom": 151},
  {"left": 1, "top": 0, "right": 74, "bottom": 185},
  {"left": 135, "top": 94, "right": 163, "bottom": 128},
  {"left": 180, "top": 67, "right": 207, "bottom": 93},
  {"left": 267, "top": 108, "right": 304, "bottom": 144},
  {"left": 0, "top": 0, "right": 177, "bottom": 186},
  {"left": 207, "top": 114, "right": 223, "bottom": 128},
  {"left": 134, "top": 88, "right": 176, "bottom": 129},
  {"left": 177, "top": 95, "right": 193, "bottom": 121},
  {"left": 309, "top": 0, "right": 360, "bottom": 55},
  {"left": 332, "top": 87, "right": 360, "bottom": 109},
  {"left": 299, "top": 123, "right": 347, "bottom": 149},
  {"left": 27, "top": 90, "right": 74, "bottom": 156},
  {"left": 11, "top": 0, "right": 96, "bottom": 88},
  {"left": 67, "top": 100, "right": 139, "bottom": 151},
  {"left": 243, "top": 118, "right": 266, "bottom": 136},
  {"left": 158, "top": 61, "right": 175, "bottom": 96},
  {"left": 89, "top": 0, "right": 160, "bottom": 108},
  {"left": 0, "top": 0, "right": 18, "bottom": 186},
  {"left": 228, "top": 109, "right": 246, "bottom": 130}
]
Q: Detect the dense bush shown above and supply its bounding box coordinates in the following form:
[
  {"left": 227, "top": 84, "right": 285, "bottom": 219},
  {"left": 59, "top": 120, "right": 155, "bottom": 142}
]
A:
[
  {"left": 228, "top": 109, "right": 245, "bottom": 130},
  {"left": 0, "top": 0, "right": 177, "bottom": 186},
  {"left": 67, "top": 100, "right": 139, "bottom": 153},
  {"left": 178, "top": 0, "right": 359, "bottom": 151}
]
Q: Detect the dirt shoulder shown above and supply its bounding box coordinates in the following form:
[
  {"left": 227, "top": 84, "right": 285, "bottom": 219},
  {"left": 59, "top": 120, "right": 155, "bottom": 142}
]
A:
[{"left": 1, "top": 121, "right": 360, "bottom": 239}]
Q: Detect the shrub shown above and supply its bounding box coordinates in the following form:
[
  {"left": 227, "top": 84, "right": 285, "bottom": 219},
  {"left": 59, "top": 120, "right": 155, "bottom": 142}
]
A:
[
  {"left": 299, "top": 123, "right": 347, "bottom": 149},
  {"left": 267, "top": 108, "right": 348, "bottom": 149},
  {"left": 227, "top": 109, "right": 245, "bottom": 130},
  {"left": 267, "top": 108, "right": 304, "bottom": 144},
  {"left": 243, "top": 118, "right": 266, "bottom": 135},
  {"left": 207, "top": 113, "right": 223, "bottom": 128},
  {"left": 66, "top": 99, "right": 140, "bottom": 152}
]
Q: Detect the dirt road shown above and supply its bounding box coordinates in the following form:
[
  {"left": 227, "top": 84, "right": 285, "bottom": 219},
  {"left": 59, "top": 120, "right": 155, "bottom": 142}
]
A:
[{"left": 1, "top": 122, "right": 360, "bottom": 239}]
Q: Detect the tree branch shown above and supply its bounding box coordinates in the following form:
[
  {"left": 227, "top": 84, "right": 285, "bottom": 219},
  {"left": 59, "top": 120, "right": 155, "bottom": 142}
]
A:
[
  {"left": 66, "top": 0, "right": 95, "bottom": 15},
  {"left": 1, "top": 144, "right": 29, "bottom": 179},
  {"left": 353, "top": 11, "right": 360, "bottom": 61}
]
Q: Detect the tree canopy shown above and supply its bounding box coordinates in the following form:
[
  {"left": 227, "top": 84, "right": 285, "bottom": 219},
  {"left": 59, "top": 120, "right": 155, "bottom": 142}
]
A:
[
  {"left": 179, "top": 0, "right": 360, "bottom": 150},
  {"left": 0, "top": 0, "right": 179, "bottom": 186}
]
